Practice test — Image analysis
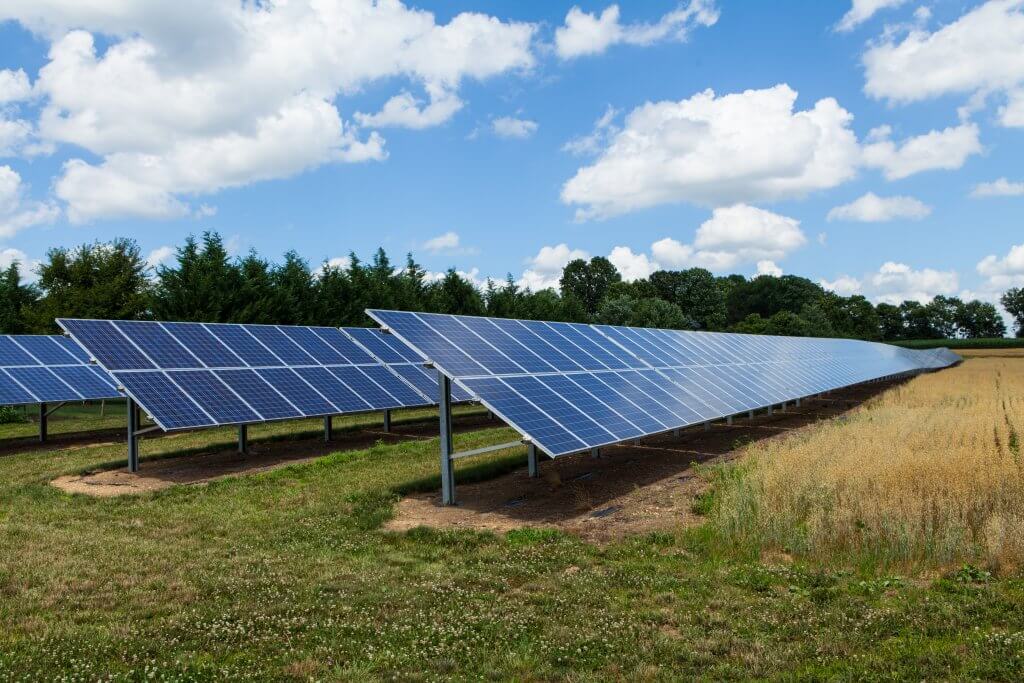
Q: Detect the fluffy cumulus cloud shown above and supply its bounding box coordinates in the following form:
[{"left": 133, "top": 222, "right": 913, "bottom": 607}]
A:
[
  {"left": 827, "top": 192, "right": 931, "bottom": 222},
  {"left": 867, "top": 261, "right": 959, "bottom": 304},
  {"left": 836, "top": 0, "right": 908, "bottom": 31},
  {"left": 821, "top": 275, "right": 863, "bottom": 296},
  {"left": 0, "top": 165, "right": 59, "bottom": 237},
  {"left": 652, "top": 205, "right": 806, "bottom": 271},
  {"left": 491, "top": 116, "right": 538, "bottom": 139},
  {"left": 0, "top": 0, "right": 537, "bottom": 221},
  {"left": 561, "top": 85, "right": 860, "bottom": 219},
  {"left": 861, "top": 123, "right": 981, "bottom": 180},
  {"left": 971, "top": 178, "right": 1024, "bottom": 197},
  {"left": 977, "top": 243, "right": 1024, "bottom": 289},
  {"left": 863, "top": 0, "right": 1024, "bottom": 127},
  {"left": 756, "top": 260, "right": 782, "bottom": 277},
  {"left": 518, "top": 243, "right": 590, "bottom": 290},
  {"left": 555, "top": 1, "right": 718, "bottom": 59}
]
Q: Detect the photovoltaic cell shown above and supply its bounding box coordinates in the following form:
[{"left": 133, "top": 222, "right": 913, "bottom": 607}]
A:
[{"left": 367, "top": 310, "right": 959, "bottom": 458}]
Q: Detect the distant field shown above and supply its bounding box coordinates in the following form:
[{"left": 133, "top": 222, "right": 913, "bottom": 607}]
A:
[
  {"left": 3, "top": 368, "right": 1024, "bottom": 679},
  {"left": 706, "top": 357, "right": 1024, "bottom": 570},
  {"left": 894, "top": 337, "right": 1024, "bottom": 349}
]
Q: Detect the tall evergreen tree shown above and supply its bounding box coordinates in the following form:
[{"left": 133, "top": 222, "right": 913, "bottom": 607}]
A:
[
  {"left": 31, "top": 238, "right": 149, "bottom": 331},
  {"left": 0, "top": 262, "right": 37, "bottom": 334}
]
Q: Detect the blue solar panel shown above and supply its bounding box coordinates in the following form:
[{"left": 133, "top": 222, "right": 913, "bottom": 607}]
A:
[
  {"left": 368, "top": 310, "right": 959, "bottom": 458},
  {"left": 118, "top": 372, "right": 216, "bottom": 429},
  {"left": 59, "top": 319, "right": 446, "bottom": 431},
  {"left": 0, "top": 334, "right": 121, "bottom": 405}
]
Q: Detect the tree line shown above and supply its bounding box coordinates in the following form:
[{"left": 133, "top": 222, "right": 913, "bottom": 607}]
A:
[{"left": 0, "top": 231, "right": 1020, "bottom": 340}]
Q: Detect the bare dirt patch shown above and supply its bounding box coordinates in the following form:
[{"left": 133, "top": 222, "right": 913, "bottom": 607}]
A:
[
  {"left": 52, "top": 414, "right": 496, "bottom": 497},
  {"left": 387, "top": 382, "right": 901, "bottom": 542}
]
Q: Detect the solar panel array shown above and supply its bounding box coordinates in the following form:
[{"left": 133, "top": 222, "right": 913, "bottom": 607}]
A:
[
  {"left": 341, "top": 327, "right": 474, "bottom": 403},
  {"left": 57, "top": 320, "right": 434, "bottom": 431},
  {"left": 367, "top": 310, "right": 960, "bottom": 458},
  {"left": 0, "top": 335, "right": 120, "bottom": 405}
]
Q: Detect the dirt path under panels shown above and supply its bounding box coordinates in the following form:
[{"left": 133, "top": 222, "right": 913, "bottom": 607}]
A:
[
  {"left": 387, "top": 381, "right": 903, "bottom": 543},
  {"left": 51, "top": 414, "right": 498, "bottom": 497}
]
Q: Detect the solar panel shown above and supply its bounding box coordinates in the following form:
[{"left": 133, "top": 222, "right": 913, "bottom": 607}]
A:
[
  {"left": 341, "top": 327, "right": 474, "bottom": 403},
  {"left": 57, "top": 320, "right": 435, "bottom": 431},
  {"left": 0, "top": 335, "right": 120, "bottom": 406},
  {"left": 366, "top": 310, "right": 960, "bottom": 458}
]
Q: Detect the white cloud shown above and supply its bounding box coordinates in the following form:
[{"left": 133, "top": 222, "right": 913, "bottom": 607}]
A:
[
  {"left": 561, "top": 84, "right": 860, "bottom": 219},
  {"left": 518, "top": 243, "right": 589, "bottom": 290},
  {"left": 836, "top": 0, "right": 908, "bottom": 31},
  {"left": 977, "top": 243, "right": 1024, "bottom": 290},
  {"left": 422, "top": 231, "right": 469, "bottom": 255},
  {"left": 863, "top": 0, "right": 1024, "bottom": 128},
  {"left": 756, "top": 260, "right": 782, "bottom": 277},
  {"left": 868, "top": 261, "right": 959, "bottom": 304},
  {"left": 355, "top": 88, "right": 463, "bottom": 130},
  {"left": 861, "top": 123, "right": 981, "bottom": 180},
  {"left": 652, "top": 205, "right": 805, "bottom": 272},
  {"left": 145, "top": 245, "right": 175, "bottom": 270},
  {"left": 555, "top": 1, "right": 718, "bottom": 59},
  {"left": 608, "top": 245, "right": 658, "bottom": 281},
  {"left": 0, "top": 165, "right": 60, "bottom": 237},
  {"left": 0, "top": 69, "right": 31, "bottom": 104},
  {"left": 821, "top": 275, "right": 863, "bottom": 296},
  {"left": 971, "top": 178, "right": 1024, "bottom": 197},
  {"left": 492, "top": 116, "right": 538, "bottom": 139},
  {"left": 1, "top": 1, "right": 537, "bottom": 221},
  {"left": 563, "top": 105, "right": 618, "bottom": 156},
  {"left": 826, "top": 192, "right": 931, "bottom": 221}
]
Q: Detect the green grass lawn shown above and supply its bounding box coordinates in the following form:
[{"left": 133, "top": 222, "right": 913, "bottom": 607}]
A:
[{"left": 3, "top": 409, "right": 1024, "bottom": 680}]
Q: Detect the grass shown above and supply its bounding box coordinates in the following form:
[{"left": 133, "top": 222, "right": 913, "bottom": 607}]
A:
[
  {"left": 893, "top": 337, "right": 1024, "bottom": 349},
  {"left": 706, "top": 357, "right": 1024, "bottom": 572},
  {"left": 3, "top": 375, "right": 1024, "bottom": 679}
]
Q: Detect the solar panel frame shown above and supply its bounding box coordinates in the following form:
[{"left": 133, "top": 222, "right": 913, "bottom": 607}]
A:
[{"left": 367, "top": 310, "right": 959, "bottom": 459}]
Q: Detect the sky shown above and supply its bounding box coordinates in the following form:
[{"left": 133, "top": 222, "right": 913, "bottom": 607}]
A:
[{"left": 0, "top": 0, "right": 1023, "bottom": 316}]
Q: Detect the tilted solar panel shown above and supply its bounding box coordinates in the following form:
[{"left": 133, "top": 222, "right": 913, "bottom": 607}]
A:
[
  {"left": 366, "top": 310, "right": 959, "bottom": 459},
  {"left": 57, "top": 320, "right": 433, "bottom": 431},
  {"left": 341, "top": 327, "right": 475, "bottom": 403},
  {"left": 0, "top": 335, "right": 120, "bottom": 405}
]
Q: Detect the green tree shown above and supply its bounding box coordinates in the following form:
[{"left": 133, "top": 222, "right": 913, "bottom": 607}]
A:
[
  {"left": 955, "top": 300, "right": 1007, "bottom": 338},
  {"left": 726, "top": 275, "right": 824, "bottom": 325},
  {"left": 0, "top": 262, "right": 38, "bottom": 334},
  {"left": 151, "top": 232, "right": 241, "bottom": 322},
  {"left": 426, "top": 269, "right": 485, "bottom": 315},
  {"left": 876, "top": 302, "right": 905, "bottom": 340},
  {"left": 649, "top": 268, "right": 727, "bottom": 330},
  {"left": 559, "top": 256, "right": 621, "bottom": 317},
  {"left": 1001, "top": 288, "right": 1024, "bottom": 338},
  {"left": 32, "top": 238, "right": 149, "bottom": 331}
]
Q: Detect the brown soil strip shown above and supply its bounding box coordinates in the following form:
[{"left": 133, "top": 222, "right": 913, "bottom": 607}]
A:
[
  {"left": 386, "top": 382, "right": 900, "bottom": 543},
  {"left": 52, "top": 414, "right": 497, "bottom": 497}
]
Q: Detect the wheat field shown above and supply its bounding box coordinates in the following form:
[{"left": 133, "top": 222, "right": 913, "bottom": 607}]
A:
[{"left": 710, "top": 357, "right": 1024, "bottom": 570}]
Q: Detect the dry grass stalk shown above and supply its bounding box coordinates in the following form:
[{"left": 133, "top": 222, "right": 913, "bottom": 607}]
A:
[{"left": 710, "top": 358, "right": 1024, "bottom": 570}]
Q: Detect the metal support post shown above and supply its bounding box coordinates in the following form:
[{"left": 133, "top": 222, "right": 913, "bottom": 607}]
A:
[
  {"left": 324, "top": 415, "right": 333, "bottom": 442},
  {"left": 127, "top": 398, "right": 139, "bottom": 473},
  {"left": 238, "top": 424, "right": 248, "bottom": 454},
  {"left": 438, "top": 371, "right": 456, "bottom": 505},
  {"left": 528, "top": 443, "right": 539, "bottom": 477},
  {"left": 38, "top": 402, "right": 47, "bottom": 443},
  {"left": 382, "top": 409, "right": 391, "bottom": 433}
]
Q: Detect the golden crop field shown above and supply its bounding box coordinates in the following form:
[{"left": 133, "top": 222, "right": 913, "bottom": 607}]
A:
[{"left": 709, "top": 357, "right": 1024, "bottom": 571}]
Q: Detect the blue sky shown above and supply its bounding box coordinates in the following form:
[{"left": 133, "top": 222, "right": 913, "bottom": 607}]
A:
[{"left": 0, "top": 0, "right": 1022, "bottom": 311}]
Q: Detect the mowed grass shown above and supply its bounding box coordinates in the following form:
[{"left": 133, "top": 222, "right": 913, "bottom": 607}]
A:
[
  {"left": 707, "top": 357, "right": 1024, "bottom": 571},
  {"left": 2, "top": 376, "right": 1024, "bottom": 679}
]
